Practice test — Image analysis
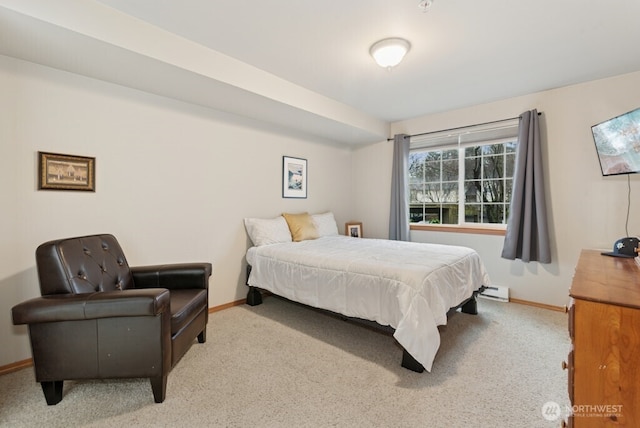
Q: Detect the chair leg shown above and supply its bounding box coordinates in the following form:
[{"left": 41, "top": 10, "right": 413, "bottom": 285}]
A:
[
  {"left": 197, "top": 329, "right": 206, "bottom": 343},
  {"left": 150, "top": 376, "right": 167, "bottom": 403},
  {"left": 41, "top": 380, "right": 64, "bottom": 405}
]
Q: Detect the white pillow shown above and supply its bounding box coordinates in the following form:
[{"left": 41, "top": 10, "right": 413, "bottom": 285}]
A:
[
  {"left": 312, "top": 212, "right": 339, "bottom": 237},
  {"left": 244, "top": 216, "right": 293, "bottom": 246}
]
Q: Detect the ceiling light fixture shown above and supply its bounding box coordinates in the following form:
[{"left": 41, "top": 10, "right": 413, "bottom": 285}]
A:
[
  {"left": 369, "top": 38, "right": 411, "bottom": 69},
  {"left": 418, "top": 0, "right": 435, "bottom": 12}
]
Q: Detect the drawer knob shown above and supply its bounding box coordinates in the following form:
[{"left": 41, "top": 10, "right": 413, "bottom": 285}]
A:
[{"left": 562, "top": 361, "right": 568, "bottom": 370}]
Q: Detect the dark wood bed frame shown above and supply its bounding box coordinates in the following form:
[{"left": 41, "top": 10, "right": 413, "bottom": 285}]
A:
[{"left": 245, "top": 264, "right": 485, "bottom": 373}]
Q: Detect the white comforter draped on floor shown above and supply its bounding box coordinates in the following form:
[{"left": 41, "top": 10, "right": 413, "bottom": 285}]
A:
[{"left": 246, "top": 236, "right": 491, "bottom": 371}]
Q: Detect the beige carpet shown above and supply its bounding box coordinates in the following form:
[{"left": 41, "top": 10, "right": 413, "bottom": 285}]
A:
[{"left": 0, "top": 296, "right": 570, "bottom": 427}]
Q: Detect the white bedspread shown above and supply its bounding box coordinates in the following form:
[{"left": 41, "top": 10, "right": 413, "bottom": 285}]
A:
[{"left": 246, "top": 235, "right": 491, "bottom": 371}]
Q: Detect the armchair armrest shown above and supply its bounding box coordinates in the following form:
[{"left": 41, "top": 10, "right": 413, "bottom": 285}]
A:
[
  {"left": 12, "top": 288, "right": 170, "bottom": 325},
  {"left": 131, "top": 263, "right": 212, "bottom": 290}
]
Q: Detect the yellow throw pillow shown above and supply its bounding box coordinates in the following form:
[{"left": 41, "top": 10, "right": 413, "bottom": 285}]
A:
[{"left": 282, "top": 212, "right": 319, "bottom": 242}]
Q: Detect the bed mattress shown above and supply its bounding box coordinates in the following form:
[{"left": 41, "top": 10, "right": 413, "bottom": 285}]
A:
[{"left": 246, "top": 235, "right": 491, "bottom": 371}]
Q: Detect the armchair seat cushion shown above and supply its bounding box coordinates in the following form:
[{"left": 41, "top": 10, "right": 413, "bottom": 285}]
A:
[{"left": 169, "top": 289, "right": 208, "bottom": 336}]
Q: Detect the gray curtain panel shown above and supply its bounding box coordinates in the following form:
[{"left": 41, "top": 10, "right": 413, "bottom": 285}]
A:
[
  {"left": 389, "top": 134, "right": 410, "bottom": 241},
  {"left": 501, "top": 109, "right": 551, "bottom": 263}
]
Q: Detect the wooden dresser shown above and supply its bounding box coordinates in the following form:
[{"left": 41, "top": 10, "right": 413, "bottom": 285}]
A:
[{"left": 566, "top": 249, "right": 640, "bottom": 427}]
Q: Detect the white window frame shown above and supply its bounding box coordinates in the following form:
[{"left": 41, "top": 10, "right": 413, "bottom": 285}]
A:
[{"left": 408, "top": 120, "right": 519, "bottom": 230}]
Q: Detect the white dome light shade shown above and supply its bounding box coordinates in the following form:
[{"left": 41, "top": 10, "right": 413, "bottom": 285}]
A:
[{"left": 370, "top": 38, "right": 411, "bottom": 68}]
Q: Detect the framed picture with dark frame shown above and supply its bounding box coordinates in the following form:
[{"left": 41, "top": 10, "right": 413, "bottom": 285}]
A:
[
  {"left": 345, "top": 222, "right": 363, "bottom": 238},
  {"left": 282, "top": 156, "right": 307, "bottom": 198},
  {"left": 38, "top": 151, "right": 96, "bottom": 191}
]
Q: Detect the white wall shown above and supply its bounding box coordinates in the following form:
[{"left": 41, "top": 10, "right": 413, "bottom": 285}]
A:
[
  {"left": 0, "top": 55, "right": 354, "bottom": 366},
  {"left": 353, "top": 71, "right": 640, "bottom": 307}
]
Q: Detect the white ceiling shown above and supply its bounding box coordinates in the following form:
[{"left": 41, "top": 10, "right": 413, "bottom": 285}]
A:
[{"left": 2, "top": 0, "right": 640, "bottom": 145}]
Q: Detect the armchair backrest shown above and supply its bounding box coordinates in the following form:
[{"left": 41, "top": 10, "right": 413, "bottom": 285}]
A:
[{"left": 36, "top": 234, "right": 135, "bottom": 295}]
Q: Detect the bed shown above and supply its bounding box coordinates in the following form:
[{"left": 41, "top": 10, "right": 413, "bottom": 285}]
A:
[{"left": 244, "top": 212, "right": 491, "bottom": 372}]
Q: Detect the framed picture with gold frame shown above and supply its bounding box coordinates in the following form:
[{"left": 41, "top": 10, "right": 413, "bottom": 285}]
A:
[
  {"left": 38, "top": 151, "right": 95, "bottom": 191},
  {"left": 345, "top": 222, "right": 363, "bottom": 238}
]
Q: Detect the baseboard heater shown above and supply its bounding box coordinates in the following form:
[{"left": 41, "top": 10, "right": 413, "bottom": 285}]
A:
[{"left": 479, "top": 286, "right": 509, "bottom": 303}]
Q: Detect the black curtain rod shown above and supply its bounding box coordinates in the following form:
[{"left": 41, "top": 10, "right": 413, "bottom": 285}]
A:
[{"left": 387, "top": 111, "right": 542, "bottom": 141}]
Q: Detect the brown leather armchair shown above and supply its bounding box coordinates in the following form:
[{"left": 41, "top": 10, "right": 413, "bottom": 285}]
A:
[{"left": 11, "top": 234, "right": 212, "bottom": 405}]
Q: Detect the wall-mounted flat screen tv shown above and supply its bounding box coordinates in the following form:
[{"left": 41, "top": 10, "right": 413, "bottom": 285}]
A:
[{"left": 591, "top": 107, "right": 640, "bottom": 176}]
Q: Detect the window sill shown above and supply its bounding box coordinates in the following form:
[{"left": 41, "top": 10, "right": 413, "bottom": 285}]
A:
[{"left": 410, "top": 224, "right": 506, "bottom": 236}]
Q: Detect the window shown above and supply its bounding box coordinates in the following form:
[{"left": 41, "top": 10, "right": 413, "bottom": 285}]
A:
[{"left": 408, "top": 122, "right": 518, "bottom": 227}]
